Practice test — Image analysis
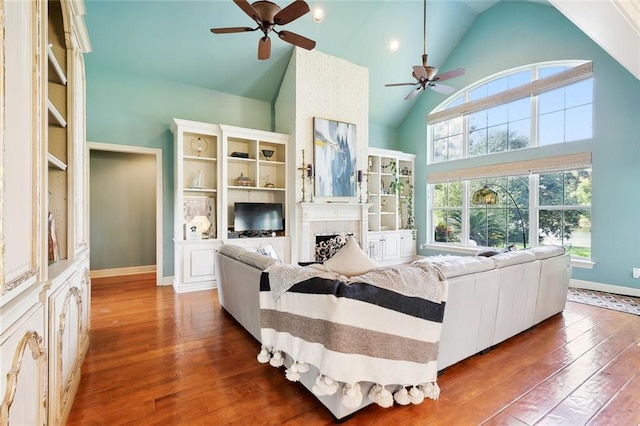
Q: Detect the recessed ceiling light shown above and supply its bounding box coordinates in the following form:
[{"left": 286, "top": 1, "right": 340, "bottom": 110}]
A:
[
  {"left": 389, "top": 40, "right": 399, "bottom": 52},
  {"left": 313, "top": 8, "right": 324, "bottom": 23}
]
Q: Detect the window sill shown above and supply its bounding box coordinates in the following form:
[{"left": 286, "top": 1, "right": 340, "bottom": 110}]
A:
[{"left": 571, "top": 258, "right": 594, "bottom": 269}]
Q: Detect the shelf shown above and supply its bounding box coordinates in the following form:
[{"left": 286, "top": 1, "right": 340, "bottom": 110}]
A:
[
  {"left": 228, "top": 156, "right": 255, "bottom": 163},
  {"left": 47, "top": 99, "right": 67, "bottom": 127},
  {"left": 184, "top": 188, "right": 216, "bottom": 194},
  {"left": 183, "top": 155, "right": 217, "bottom": 162},
  {"left": 47, "top": 43, "right": 67, "bottom": 85},
  {"left": 259, "top": 159, "right": 285, "bottom": 166},
  {"left": 47, "top": 153, "right": 67, "bottom": 171}
]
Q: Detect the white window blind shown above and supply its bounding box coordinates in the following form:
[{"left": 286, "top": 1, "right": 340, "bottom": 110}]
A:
[
  {"left": 428, "top": 62, "right": 593, "bottom": 124},
  {"left": 426, "top": 151, "right": 591, "bottom": 183}
]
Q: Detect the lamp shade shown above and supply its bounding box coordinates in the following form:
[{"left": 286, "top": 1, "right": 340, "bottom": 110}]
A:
[{"left": 472, "top": 185, "right": 499, "bottom": 205}]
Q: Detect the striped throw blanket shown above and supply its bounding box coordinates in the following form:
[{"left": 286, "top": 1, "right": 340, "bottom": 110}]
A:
[{"left": 257, "top": 262, "right": 448, "bottom": 409}]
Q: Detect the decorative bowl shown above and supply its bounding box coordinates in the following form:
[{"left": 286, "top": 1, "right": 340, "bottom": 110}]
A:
[{"left": 261, "top": 149, "right": 275, "bottom": 160}]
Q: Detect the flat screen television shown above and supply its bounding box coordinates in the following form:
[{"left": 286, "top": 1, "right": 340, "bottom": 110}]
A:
[{"left": 233, "top": 202, "right": 284, "bottom": 233}]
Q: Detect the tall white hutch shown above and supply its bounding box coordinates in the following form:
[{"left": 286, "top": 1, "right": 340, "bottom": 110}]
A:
[
  {"left": 367, "top": 148, "right": 417, "bottom": 265},
  {"left": 1, "top": 0, "right": 91, "bottom": 425},
  {"left": 171, "top": 119, "right": 290, "bottom": 293}
]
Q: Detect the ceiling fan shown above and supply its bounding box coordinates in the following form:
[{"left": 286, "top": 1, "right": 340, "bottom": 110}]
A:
[
  {"left": 210, "top": 0, "right": 316, "bottom": 60},
  {"left": 385, "top": 0, "right": 465, "bottom": 100}
]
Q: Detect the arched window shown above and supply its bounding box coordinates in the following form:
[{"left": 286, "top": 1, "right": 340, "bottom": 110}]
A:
[{"left": 427, "top": 62, "right": 592, "bottom": 261}]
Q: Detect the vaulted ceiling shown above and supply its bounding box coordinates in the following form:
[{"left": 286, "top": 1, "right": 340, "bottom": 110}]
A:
[{"left": 83, "top": 0, "right": 640, "bottom": 129}]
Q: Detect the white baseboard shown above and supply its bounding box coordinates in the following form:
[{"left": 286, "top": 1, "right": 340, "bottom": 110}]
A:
[
  {"left": 570, "top": 279, "right": 640, "bottom": 298},
  {"left": 161, "top": 276, "right": 173, "bottom": 286},
  {"left": 90, "top": 265, "right": 156, "bottom": 279}
]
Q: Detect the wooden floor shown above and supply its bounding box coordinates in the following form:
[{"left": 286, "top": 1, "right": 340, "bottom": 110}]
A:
[{"left": 67, "top": 274, "right": 640, "bottom": 425}]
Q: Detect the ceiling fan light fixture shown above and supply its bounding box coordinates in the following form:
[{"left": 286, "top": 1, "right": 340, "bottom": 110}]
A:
[
  {"left": 389, "top": 40, "right": 399, "bottom": 52},
  {"left": 312, "top": 7, "right": 324, "bottom": 23},
  {"left": 425, "top": 66, "right": 438, "bottom": 80}
]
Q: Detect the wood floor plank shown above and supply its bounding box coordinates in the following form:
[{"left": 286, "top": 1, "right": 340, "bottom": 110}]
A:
[{"left": 67, "top": 276, "right": 640, "bottom": 425}]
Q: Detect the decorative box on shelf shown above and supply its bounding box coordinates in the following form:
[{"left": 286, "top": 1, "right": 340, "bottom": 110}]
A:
[{"left": 236, "top": 173, "right": 252, "bottom": 186}]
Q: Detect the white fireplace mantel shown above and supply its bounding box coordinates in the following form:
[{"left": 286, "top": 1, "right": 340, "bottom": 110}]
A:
[{"left": 297, "top": 202, "right": 371, "bottom": 261}]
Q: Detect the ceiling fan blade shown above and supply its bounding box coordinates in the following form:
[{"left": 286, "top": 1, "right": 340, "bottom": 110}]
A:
[
  {"left": 413, "top": 65, "right": 428, "bottom": 81},
  {"left": 234, "top": 0, "right": 260, "bottom": 22},
  {"left": 258, "top": 36, "right": 271, "bottom": 60},
  {"left": 274, "top": 0, "right": 310, "bottom": 25},
  {"left": 435, "top": 67, "right": 466, "bottom": 82},
  {"left": 405, "top": 87, "right": 422, "bottom": 100},
  {"left": 385, "top": 82, "right": 417, "bottom": 87},
  {"left": 210, "top": 26, "right": 256, "bottom": 34},
  {"left": 278, "top": 30, "right": 316, "bottom": 50},
  {"left": 429, "top": 83, "right": 455, "bottom": 95}
]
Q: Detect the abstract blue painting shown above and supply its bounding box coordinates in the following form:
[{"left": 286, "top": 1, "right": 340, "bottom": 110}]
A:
[{"left": 313, "top": 117, "right": 357, "bottom": 197}]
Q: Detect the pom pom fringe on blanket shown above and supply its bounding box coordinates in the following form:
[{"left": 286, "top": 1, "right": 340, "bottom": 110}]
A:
[
  {"left": 257, "top": 345, "right": 441, "bottom": 409},
  {"left": 257, "top": 261, "right": 447, "bottom": 409}
]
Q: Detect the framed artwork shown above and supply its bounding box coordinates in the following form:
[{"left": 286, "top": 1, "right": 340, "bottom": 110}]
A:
[
  {"left": 313, "top": 117, "right": 357, "bottom": 197},
  {"left": 183, "top": 196, "right": 215, "bottom": 238}
]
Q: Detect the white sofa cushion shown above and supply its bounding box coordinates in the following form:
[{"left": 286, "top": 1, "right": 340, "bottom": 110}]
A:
[
  {"left": 218, "top": 244, "right": 248, "bottom": 260},
  {"left": 491, "top": 250, "right": 537, "bottom": 268},
  {"left": 324, "top": 237, "right": 379, "bottom": 277},
  {"left": 416, "top": 255, "right": 495, "bottom": 278},
  {"left": 238, "top": 251, "right": 280, "bottom": 270},
  {"left": 526, "top": 245, "right": 566, "bottom": 260}
]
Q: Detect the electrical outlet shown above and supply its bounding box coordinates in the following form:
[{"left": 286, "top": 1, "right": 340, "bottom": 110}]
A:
[
  {"left": 633, "top": 268, "right": 640, "bottom": 279},
  {"left": 419, "top": 243, "right": 427, "bottom": 250}
]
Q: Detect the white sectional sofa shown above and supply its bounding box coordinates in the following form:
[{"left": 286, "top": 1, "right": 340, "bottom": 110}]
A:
[{"left": 215, "top": 244, "right": 571, "bottom": 419}]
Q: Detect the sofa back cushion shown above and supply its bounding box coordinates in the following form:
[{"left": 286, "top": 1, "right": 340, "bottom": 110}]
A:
[
  {"left": 491, "top": 250, "right": 537, "bottom": 268},
  {"left": 415, "top": 255, "right": 495, "bottom": 278},
  {"left": 526, "top": 245, "right": 566, "bottom": 260}
]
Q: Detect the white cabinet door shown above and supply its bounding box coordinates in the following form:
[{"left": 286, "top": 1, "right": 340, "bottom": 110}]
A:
[
  {"left": 399, "top": 230, "right": 416, "bottom": 259},
  {"left": 48, "top": 269, "right": 85, "bottom": 425},
  {"left": 184, "top": 245, "right": 216, "bottom": 284},
  {"left": 381, "top": 233, "right": 400, "bottom": 261}
]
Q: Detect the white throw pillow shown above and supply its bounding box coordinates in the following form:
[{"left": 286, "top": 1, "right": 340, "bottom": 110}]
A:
[
  {"left": 256, "top": 244, "right": 279, "bottom": 259},
  {"left": 323, "top": 237, "right": 378, "bottom": 278}
]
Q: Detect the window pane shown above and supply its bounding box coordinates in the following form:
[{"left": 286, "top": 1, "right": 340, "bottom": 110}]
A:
[
  {"left": 469, "top": 84, "right": 488, "bottom": 101},
  {"left": 446, "top": 95, "right": 464, "bottom": 109},
  {"left": 565, "top": 79, "right": 593, "bottom": 108},
  {"left": 488, "top": 124, "right": 508, "bottom": 153},
  {"left": 565, "top": 210, "right": 591, "bottom": 258},
  {"left": 508, "top": 98, "right": 530, "bottom": 121},
  {"left": 449, "top": 117, "right": 463, "bottom": 135},
  {"left": 433, "top": 138, "right": 447, "bottom": 162},
  {"left": 433, "top": 122, "right": 448, "bottom": 139},
  {"left": 538, "top": 209, "right": 563, "bottom": 245},
  {"left": 433, "top": 210, "right": 461, "bottom": 243},
  {"left": 448, "top": 182, "right": 463, "bottom": 207},
  {"left": 488, "top": 104, "right": 508, "bottom": 127},
  {"left": 539, "top": 66, "right": 569, "bottom": 78},
  {"left": 508, "top": 118, "right": 530, "bottom": 150},
  {"left": 487, "top": 76, "right": 508, "bottom": 95},
  {"left": 433, "top": 183, "right": 446, "bottom": 207},
  {"left": 539, "top": 172, "right": 563, "bottom": 206},
  {"left": 508, "top": 70, "right": 532, "bottom": 88},
  {"left": 539, "top": 110, "right": 564, "bottom": 145},
  {"left": 565, "top": 104, "right": 592, "bottom": 141},
  {"left": 539, "top": 87, "right": 565, "bottom": 114},
  {"left": 449, "top": 134, "right": 463, "bottom": 160},
  {"left": 469, "top": 129, "right": 487, "bottom": 157},
  {"left": 563, "top": 170, "right": 580, "bottom": 205},
  {"left": 469, "top": 110, "right": 487, "bottom": 132}
]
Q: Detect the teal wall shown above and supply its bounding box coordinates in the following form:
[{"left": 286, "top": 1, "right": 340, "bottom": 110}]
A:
[
  {"left": 86, "top": 66, "right": 272, "bottom": 276},
  {"left": 398, "top": 2, "right": 640, "bottom": 290},
  {"left": 369, "top": 121, "right": 397, "bottom": 149}
]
